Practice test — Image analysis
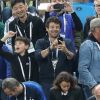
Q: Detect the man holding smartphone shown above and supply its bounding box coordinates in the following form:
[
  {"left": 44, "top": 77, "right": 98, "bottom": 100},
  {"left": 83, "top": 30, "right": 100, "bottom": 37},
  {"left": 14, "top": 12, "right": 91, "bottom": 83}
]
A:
[{"left": 35, "top": 16, "right": 75, "bottom": 100}]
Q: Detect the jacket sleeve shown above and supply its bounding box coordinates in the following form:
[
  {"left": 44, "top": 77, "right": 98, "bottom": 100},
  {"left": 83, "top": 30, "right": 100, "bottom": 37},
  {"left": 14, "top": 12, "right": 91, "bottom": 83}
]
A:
[
  {"left": 0, "top": 41, "right": 14, "bottom": 62},
  {"left": 71, "top": 12, "right": 83, "bottom": 31},
  {"left": 35, "top": 39, "right": 48, "bottom": 61},
  {"left": 26, "top": 81, "right": 47, "bottom": 100},
  {"left": 78, "top": 41, "right": 97, "bottom": 88}
]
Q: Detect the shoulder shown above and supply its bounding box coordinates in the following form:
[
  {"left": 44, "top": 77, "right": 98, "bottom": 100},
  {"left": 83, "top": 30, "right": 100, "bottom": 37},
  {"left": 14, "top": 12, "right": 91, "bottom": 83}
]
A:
[
  {"left": 86, "top": 16, "right": 95, "bottom": 22},
  {"left": 28, "top": 14, "right": 42, "bottom": 23},
  {"left": 23, "top": 81, "right": 41, "bottom": 87},
  {"left": 64, "top": 38, "right": 72, "bottom": 45},
  {"left": 50, "top": 86, "right": 60, "bottom": 93},
  {"left": 70, "top": 86, "right": 82, "bottom": 95},
  {"left": 36, "top": 37, "right": 48, "bottom": 44},
  {"left": 80, "top": 39, "right": 94, "bottom": 48}
]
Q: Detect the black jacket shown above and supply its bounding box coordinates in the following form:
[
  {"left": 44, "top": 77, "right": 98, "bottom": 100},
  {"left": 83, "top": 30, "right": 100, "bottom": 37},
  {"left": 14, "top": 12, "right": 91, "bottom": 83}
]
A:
[
  {"left": 84, "top": 16, "right": 95, "bottom": 39},
  {"left": 9, "top": 13, "right": 46, "bottom": 47},
  {"left": 50, "top": 86, "right": 84, "bottom": 100},
  {"left": 35, "top": 36, "right": 75, "bottom": 82},
  {"left": 0, "top": 41, "right": 39, "bottom": 82}
]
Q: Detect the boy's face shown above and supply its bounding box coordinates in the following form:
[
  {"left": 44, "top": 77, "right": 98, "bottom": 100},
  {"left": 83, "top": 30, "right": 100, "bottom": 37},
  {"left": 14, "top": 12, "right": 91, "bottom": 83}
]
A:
[
  {"left": 14, "top": 41, "right": 29, "bottom": 54},
  {"left": 13, "top": 2, "right": 27, "bottom": 18},
  {"left": 46, "top": 22, "right": 60, "bottom": 38}
]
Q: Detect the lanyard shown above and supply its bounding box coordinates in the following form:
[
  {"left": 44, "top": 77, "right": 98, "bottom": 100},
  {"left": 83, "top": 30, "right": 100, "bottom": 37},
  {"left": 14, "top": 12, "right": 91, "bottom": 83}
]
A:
[
  {"left": 51, "top": 48, "right": 58, "bottom": 59},
  {"left": 16, "top": 84, "right": 26, "bottom": 100},
  {"left": 18, "top": 56, "right": 31, "bottom": 81},
  {"left": 16, "top": 22, "right": 33, "bottom": 41},
  {"left": 49, "top": 38, "right": 59, "bottom": 59},
  {"left": 63, "top": 13, "right": 67, "bottom": 38}
]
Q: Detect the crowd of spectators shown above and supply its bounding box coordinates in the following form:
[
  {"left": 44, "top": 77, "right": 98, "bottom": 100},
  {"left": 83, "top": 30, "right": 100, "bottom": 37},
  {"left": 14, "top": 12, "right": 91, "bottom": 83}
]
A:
[{"left": 0, "top": 0, "right": 99, "bottom": 100}]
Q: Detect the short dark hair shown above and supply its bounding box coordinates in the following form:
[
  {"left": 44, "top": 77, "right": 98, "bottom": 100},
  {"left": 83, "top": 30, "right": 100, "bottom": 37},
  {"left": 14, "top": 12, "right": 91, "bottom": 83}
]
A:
[
  {"left": 2, "top": 78, "right": 20, "bottom": 90},
  {"left": 15, "top": 36, "right": 30, "bottom": 46},
  {"left": 53, "top": 72, "right": 77, "bottom": 90},
  {"left": 45, "top": 16, "right": 62, "bottom": 28},
  {"left": 11, "top": 0, "right": 25, "bottom": 8}
]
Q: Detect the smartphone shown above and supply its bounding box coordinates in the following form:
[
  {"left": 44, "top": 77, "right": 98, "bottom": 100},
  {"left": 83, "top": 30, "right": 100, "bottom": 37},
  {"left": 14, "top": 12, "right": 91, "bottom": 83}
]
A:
[
  {"left": 58, "top": 37, "right": 63, "bottom": 44},
  {"left": 53, "top": 3, "right": 64, "bottom": 10}
]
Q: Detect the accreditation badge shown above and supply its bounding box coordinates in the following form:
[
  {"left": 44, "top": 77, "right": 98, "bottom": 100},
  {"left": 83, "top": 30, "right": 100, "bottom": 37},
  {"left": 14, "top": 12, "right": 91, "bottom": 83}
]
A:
[{"left": 28, "top": 42, "right": 35, "bottom": 53}]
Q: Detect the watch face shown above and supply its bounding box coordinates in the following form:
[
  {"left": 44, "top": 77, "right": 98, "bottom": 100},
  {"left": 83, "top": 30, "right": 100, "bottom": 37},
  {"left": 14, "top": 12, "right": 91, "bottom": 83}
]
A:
[{"left": 76, "top": 7, "right": 82, "bottom": 11}]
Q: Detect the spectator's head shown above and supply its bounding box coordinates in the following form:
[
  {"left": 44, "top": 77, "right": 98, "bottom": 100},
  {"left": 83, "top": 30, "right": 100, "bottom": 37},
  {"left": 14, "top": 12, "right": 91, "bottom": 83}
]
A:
[
  {"left": 93, "top": 85, "right": 100, "bottom": 100},
  {"left": 11, "top": 0, "right": 28, "bottom": 19},
  {"left": 14, "top": 36, "right": 30, "bottom": 54},
  {"left": 90, "top": 18, "right": 100, "bottom": 41},
  {"left": 94, "top": 0, "right": 100, "bottom": 15},
  {"left": 45, "top": 16, "right": 61, "bottom": 38},
  {"left": 53, "top": 72, "right": 77, "bottom": 93},
  {"left": 2, "top": 78, "right": 23, "bottom": 96}
]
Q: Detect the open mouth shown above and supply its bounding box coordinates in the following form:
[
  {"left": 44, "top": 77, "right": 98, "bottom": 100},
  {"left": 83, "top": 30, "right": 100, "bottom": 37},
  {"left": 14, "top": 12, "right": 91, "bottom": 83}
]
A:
[{"left": 15, "top": 47, "right": 20, "bottom": 51}]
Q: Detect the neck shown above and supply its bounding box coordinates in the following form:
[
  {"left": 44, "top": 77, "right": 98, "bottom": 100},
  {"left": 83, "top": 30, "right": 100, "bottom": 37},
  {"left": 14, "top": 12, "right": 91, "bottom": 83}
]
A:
[
  {"left": 19, "top": 84, "right": 24, "bottom": 94},
  {"left": 49, "top": 37, "right": 57, "bottom": 43},
  {"left": 19, "top": 14, "right": 27, "bottom": 23},
  {"left": 20, "top": 51, "right": 26, "bottom": 56}
]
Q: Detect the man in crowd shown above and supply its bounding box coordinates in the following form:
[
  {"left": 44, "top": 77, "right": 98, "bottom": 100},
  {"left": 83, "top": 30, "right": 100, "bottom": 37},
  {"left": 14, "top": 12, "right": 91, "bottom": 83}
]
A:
[
  {"left": 35, "top": 16, "right": 75, "bottom": 99},
  {"left": 9, "top": 0, "right": 46, "bottom": 48},
  {"left": 2, "top": 78, "right": 46, "bottom": 100},
  {"left": 78, "top": 18, "right": 100, "bottom": 99}
]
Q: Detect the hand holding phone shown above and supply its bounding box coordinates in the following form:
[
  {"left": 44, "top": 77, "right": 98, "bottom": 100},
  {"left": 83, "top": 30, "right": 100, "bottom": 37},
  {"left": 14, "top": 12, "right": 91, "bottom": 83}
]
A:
[{"left": 58, "top": 37, "right": 63, "bottom": 44}]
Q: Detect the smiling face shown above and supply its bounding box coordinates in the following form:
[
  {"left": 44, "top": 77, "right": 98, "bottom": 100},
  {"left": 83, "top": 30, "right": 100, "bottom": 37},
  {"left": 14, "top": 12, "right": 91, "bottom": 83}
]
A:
[
  {"left": 12, "top": 2, "right": 27, "bottom": 18},
  {"left": 46, "top": 22, "right": 60, "bottom": 38}
]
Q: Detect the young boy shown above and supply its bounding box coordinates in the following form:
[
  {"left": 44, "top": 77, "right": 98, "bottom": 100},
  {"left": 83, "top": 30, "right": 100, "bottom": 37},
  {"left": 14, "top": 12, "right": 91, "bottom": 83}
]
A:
[{"left": 0, "top": 31, "right": 39, "bottom": 82}]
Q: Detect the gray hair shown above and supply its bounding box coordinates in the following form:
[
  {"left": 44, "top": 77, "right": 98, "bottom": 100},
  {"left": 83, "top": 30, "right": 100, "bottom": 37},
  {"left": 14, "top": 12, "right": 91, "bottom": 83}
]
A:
[
  {"left": 2, "top": 78, "right": 20, "bottom": 90},
  {"left": 90, "top": 18, "right": 100, "bottom": 32}
]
